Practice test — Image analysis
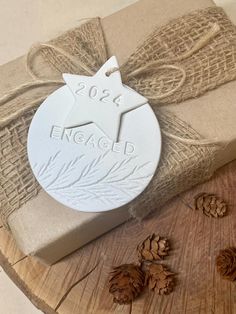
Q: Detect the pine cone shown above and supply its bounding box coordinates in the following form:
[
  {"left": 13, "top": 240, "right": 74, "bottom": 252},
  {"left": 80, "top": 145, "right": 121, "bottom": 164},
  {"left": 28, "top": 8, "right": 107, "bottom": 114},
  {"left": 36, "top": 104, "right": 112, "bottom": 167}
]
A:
[
  {"left": 194, "top": 193, "right": 227, "bottom": 218},
  {"left": 137, "top": 234, "right": 170, "bottom": 262},
  {"left": 145, "top": 263, "right": 175, "bottom": 295},
  {"left": 216, "top": 247, "right": 236, "bottom": 281},
  {"left": 109, "top": 264, "right": 145, "bottom": 304}
]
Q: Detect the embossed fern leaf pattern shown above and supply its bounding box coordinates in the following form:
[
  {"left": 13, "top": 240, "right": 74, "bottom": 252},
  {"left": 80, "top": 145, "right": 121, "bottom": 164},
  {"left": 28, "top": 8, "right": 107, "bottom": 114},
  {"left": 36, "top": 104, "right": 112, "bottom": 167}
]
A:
[
  {"left": 33, "top": 151, "right": 61, "bottom": 183},
  {"left": 46, "top": 151, "right": 109, "bottom": 190},
  {"left": 60, "top": 158, "right": 153, "bottom": 205},
  {"left": 34, "top": 151, "right": 152, "bottom": 205},
  {"left": 45, "top": 154, "right": 85, "bottom": 189}
]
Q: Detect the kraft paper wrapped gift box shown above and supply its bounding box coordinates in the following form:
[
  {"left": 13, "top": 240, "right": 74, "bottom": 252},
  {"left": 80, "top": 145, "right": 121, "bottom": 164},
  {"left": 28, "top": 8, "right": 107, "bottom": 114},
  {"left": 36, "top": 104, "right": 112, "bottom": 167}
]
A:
[{"left": 0, "top": 0, "right": 236, "bottom": 264}]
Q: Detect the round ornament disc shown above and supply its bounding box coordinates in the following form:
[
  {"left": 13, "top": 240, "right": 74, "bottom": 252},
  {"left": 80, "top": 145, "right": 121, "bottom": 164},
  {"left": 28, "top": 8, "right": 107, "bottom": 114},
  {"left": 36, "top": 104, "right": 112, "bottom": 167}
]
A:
[{"left": 27, "top": 57, "right": 161, "bottom": 212}]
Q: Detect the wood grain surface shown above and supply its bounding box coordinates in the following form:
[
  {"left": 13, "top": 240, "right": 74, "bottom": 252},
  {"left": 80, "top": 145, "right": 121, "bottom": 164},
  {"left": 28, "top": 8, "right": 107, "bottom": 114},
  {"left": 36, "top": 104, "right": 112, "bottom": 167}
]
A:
[{"left": 0, "top": 161, "right": 236, "bottom": 314}]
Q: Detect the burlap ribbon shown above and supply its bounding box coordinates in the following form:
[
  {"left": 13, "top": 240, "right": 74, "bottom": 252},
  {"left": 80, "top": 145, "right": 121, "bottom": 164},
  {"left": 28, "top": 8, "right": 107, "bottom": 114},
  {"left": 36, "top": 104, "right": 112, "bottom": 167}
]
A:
[{"left": 0, "top": 7, "right": 235, "bottom": 226}]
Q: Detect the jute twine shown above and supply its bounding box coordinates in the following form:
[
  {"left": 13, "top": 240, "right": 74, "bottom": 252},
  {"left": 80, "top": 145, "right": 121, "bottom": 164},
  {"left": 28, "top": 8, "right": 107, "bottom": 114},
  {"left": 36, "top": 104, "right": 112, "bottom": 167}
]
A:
[{"left": 0, "top": 7, "right": 235, "bottom": 226}]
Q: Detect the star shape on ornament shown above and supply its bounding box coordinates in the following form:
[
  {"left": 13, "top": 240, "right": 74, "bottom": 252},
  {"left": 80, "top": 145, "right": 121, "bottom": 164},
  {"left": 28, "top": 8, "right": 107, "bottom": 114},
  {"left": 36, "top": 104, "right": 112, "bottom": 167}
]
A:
[{"left": 63, "top": 56, "right": 147, "bottom": 142}]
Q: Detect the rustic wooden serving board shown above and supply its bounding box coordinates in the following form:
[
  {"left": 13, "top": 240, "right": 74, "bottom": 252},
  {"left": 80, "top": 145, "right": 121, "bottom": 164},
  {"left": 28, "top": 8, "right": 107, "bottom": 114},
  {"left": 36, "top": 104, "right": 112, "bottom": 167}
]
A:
[{"left": 0, "top": 161, "right": 236, "bottom": 314}]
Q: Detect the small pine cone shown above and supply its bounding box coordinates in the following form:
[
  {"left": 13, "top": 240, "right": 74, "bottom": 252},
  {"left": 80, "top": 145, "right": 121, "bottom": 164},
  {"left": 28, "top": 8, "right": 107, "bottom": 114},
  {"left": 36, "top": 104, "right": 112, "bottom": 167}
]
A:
[
  {"left": 194, "top": 193, "right": 227, "bottom": 218},
  {"left": 145, "top": 263, "right": 175, "bottom": 295},
  {"left": 216, "top": 247, "right": 236, "bottom": 281},
  {"left": 109, "top": 264, "right": 145, "bottom": 304},
  {"left": 137, "top": 234, "right": 170, "bottom": 262}
]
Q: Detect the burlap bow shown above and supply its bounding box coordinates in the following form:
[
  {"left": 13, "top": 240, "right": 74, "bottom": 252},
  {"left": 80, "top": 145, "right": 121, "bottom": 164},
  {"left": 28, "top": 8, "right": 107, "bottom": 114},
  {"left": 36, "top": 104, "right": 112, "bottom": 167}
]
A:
[{"left": 0, "top": 7, "right": 235, "bottom": 225}]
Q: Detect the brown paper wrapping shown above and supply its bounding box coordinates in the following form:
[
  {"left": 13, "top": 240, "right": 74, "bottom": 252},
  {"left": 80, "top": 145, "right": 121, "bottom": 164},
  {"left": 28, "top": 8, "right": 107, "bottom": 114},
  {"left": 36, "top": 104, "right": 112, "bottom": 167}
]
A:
[{"left": 1, "top": 0, "right": 236, "bottom": 264}]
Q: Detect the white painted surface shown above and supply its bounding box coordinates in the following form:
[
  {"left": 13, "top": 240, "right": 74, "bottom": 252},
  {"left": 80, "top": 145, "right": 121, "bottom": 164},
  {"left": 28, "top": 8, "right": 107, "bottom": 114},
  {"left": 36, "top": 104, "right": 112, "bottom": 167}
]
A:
[{"left": 28, "top": 57, "right": 161, "bottom": 213}]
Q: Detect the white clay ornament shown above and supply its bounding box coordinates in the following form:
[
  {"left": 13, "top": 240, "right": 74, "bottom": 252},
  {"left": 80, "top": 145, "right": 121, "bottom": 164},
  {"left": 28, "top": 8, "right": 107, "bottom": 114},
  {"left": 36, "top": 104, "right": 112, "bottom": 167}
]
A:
[{"left": 27, "top": 56, "right": 162, "bottom": 212}]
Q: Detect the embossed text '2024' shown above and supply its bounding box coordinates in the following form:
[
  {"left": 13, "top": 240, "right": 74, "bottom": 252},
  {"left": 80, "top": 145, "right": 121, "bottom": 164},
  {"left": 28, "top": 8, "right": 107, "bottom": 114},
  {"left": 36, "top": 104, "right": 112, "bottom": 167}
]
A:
[{"left": 76, "top": 82, "right": 122, "bottom": 106}]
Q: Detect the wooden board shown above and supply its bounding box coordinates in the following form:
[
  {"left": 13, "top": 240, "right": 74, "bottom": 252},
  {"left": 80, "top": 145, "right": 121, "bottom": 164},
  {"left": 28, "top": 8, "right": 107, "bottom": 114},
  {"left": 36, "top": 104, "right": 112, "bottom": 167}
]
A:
[{"left": 0, "top": 161, "right": 236, "bottom": 314}]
